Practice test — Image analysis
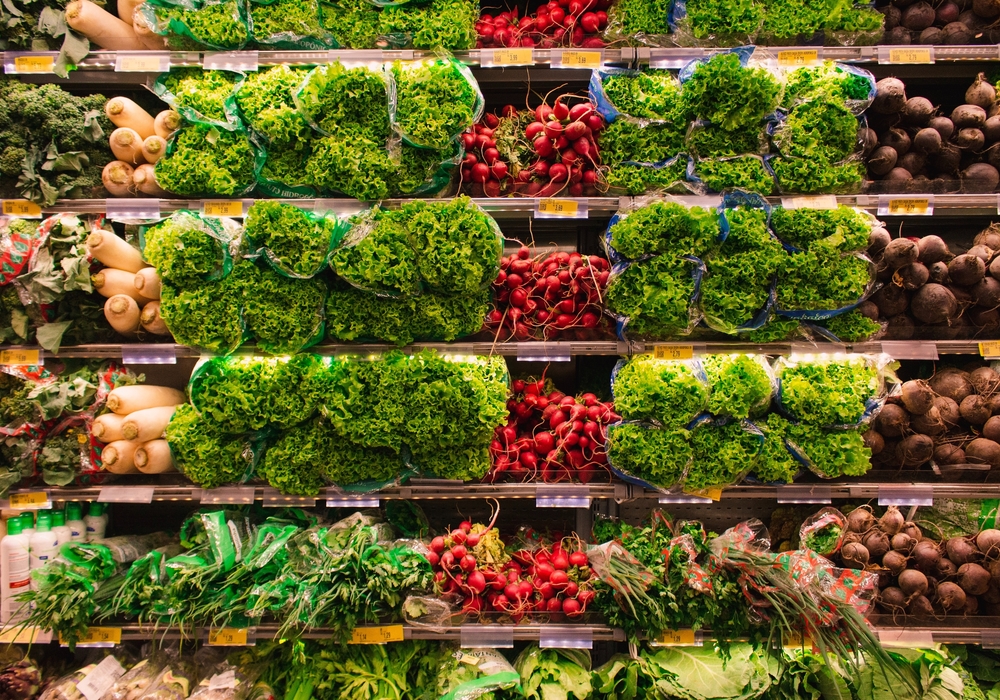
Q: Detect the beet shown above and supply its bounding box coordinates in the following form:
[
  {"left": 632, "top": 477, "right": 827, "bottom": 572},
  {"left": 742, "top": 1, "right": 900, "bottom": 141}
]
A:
[
  {"left": 847, "top": 507, "right": 876, "bottom": 533},
  {"left": 967, "top": 73, "right": 998, "bottom": 110},
  {"left": 880, "top": 505, "right": 906, "bottom": 536},
  {"left": 884, "top": 26, "right": 914, "bottom": 43},
  {"left": 873, "top": 78, "right": 908, "bottom": 115},
  {"left": 976, "top": 528, "right": 1000, "bottom": 557},
  {"left": 918, "top": 26, "right": 941, "bottom": 43},
  {"left": 864, "top": 529, "right": 892, "bottom": 559},
  {"left": 983, "top": 585, "right": 1000, "bottom": 604},
  {"left": 861, "top": 127, "right": 878, "bottom": 155},
  {"left": 961, "top": 394, "right": 992, "bottom": 425},
  {"left": 913, "top": 406, "right": 947, "bottom": 435},
  {"left": 963, "top": 162, "right": 1000, "bottom": 191},
  {"left": 989, "top": 394, "right": 1000, "bottom": 415},
  {"left": 902, "top": 97, "right": 936, "bottom": 126},
  {"left": 913, "top": 540, "right": 942, "bottom": 574},
  {"left": 882, "top": 550, "right": 908, "bottom": 576},
  {"left": 874, "top": 281, "right": 911, "bottom": 317},
  {"left": 947, "top": 537, "right": 979, "bottom": 566},
  {"left": 991, "top": 255, "right": 1000, "bottom": 280},
  {"left": 876, "top": 403, "right": 911, "bottom": 437},
  {"left": 893, "top": 532, "right": 917, "bottom": 553},
  {"left": 969, "top": 244, "right": 995, "bottom": 262},
  {"left": 949, "top": 254, "right": 987, "bottom": 286},
  {"left": 859, "top": 300, "right": 880, "bottom": 321},
  {"left": 885, "top": 167, "right": 914, "bottom": 183},
  {"left": 943, "top": 22, "right": 973, "bottom": 44},
  {"left": 885, "top": 314, "right": 916, "bottom": 339},
  {"left": 902, "top": 1, "right": 936, "bottom": 27},
  {"left": 935, "top": 443, "right": 967, "bottom": 465},
  {"left": 878, "top": 586, "right": 907, "bottom": 611},
  {"left": 984, "top": 415, "right": 1000, "bottom": 442},
  {"left": 900, "top": 380, "right": 934, "bottom": 416},
  {"left": 864, "top": 429, "right": 885, "bottom": 454},
  {"left": 882, "top": 127, "right": 912, "bottom": 156},
  {"left": 841, "top": 542, "right": 870, "bottom": 569},
  {"left": 972, "top": 366, "right": 1000, "bottom": 394},
  {"left": 911, "top": 283, "right": 959, "bottom": 324},
  {"left": 938, "top": 0, "right": 962, "bottom": 20},
  {"left": 937, "top": 581, "right": 968, "bottom": 611},
  {"left": 882, "top": 3, "right": 903, "bottom": 26},
  {"left": 991, "top": 559, "right": 1000, "bottom": 586},
  {"left": 937, "top": 557, "right": 959, "bottom": 577},
  {"left": 927, "top": 261, "right": 951, "bottom": 284},
  {"left": 968, "top": 437, "right": 1000, "bottom": 467},
  {"left": 868, "top": 228, "right": 892, "bottom": 259},
  {"left": 883, "top": 238, "right": 920, "bottom": 270},
  {"left": 900, "top": 568, "right": 931, "bottom": 597},
  {"left": 988, "top": 145, "right": 1000, "bottom": 170},
  {"left": 953, "top": 104, "right": 989, "bottom": 128},
  {"left": 959, "top": 562, "right": 992, "bottom": 595},
  {"left": 934, "top": 396, "right": 963, "bottom": 431},
  {"left": 897, "top": 433, "right": 935, "bottom": 466},
  {"left": 966, "top": 594, "right": 980, "bottom": 614},
  {"left": 913, "top": 129, "right": 943, "bottom": 155},
  {"left": 930, "top": 116, "right": 957, "bottom": 140},
  {"left": 973, "top": 0, "right": 1000, "bottom": 17},
  {"left": 931, "top": 143, "right": 963, "bottom": 173},
  {"left": 931, "top": 368, "right": 975, "bottom": 402},
  {"left": 985, "top": 116, "right": 1000, "bottom": 143},
  {"left": 972, "top": 277, "right": 1000, "bottom": 307},
  {"left": 894, "top": 262, "right": 930, "bottom": 290},
  {"left": 917, "top": 235, "right": 952, "bottom": 265},
  {"left": 869, "top": 146, "right": 898, "bottom": 176},
  {"left": 910, "top": 594, "right": 935, "bottom": 615},
  {"left": 957, "top": 128, "right": 987, "bottom": 150},
  {"left": 898, "top": 151, "right": 927, "bottom": 174},
  {"left": 975, "top": 223, "right": 1000, "bottom": 250}
]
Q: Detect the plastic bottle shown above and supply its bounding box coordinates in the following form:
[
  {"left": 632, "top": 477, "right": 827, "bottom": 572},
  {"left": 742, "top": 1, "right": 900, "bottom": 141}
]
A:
[
  {"left": 19, "top": 513, "right": 34, "bottom": 538},
  {"left": 66, "top": 503, "right": 85, "bottom": 542},
  {"left": 1, "top": 517, "right": 31, "bottom": 623},
  {"left": 84, "top": 502, "right": 107, "bottom": 542},
  {"left": 51, "top": 510, "right": 71, "bottom": 546},
  {"left": 28, "top": 512, "right": 58, "bottom": 571}
]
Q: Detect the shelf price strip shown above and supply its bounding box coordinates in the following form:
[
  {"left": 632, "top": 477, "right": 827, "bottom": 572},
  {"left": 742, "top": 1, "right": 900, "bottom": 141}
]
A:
[
  {"left": 981, "top": 341, "right": 1000, "bottom": 359},
  {"left": 349, "top": 625, "right": 404, "bottom": 645},
  {"left": 776, "top": 50, "right": 819, "bottom": 67},
  {"left": 481, "top": 48, "right": 534, "bottom": 67},
  {"left": 5, "top": 53, "right": 55, "bottom": 74},
  {"left": 114, "top": 53, "right": 170, "bottom": 72},
  {"left": 877, "top": 196, "right": 933, "bottom": 216},
  {"left": 652, "top": 629, "right": 699, "bottom": 646},
  {"left": 551, "top": 50, "right": 602, "bottom": 69},
  {"left": 650, "top": 344, "right": 694, "bottom": 360},
  {"left": 0, "top": 627, "right": 51, "bottom": 644},
  {"left": 8, "top": 492, "right": 51, "bottom": 510},
  {"left": 878, "top": 46, "right": 935, "bottom": 64},
  {"left": 0, "top": 348, "right": 41, "bottom": 366},
  {"left": 65, "top": 627, "right": 122, "bottom": 647},
  {"left": 202, "top": 200, "right": 245, "bottom": 218}
]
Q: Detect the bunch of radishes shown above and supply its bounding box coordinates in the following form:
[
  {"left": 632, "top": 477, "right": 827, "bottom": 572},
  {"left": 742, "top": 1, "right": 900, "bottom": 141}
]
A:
[
  {"left": 461, "top": 108, "right": 516, "bottom": 197},
  {"left": 484, "top": 246, "right": 612, "bottom": 341},
  {"left": 486, "top": 376, "right": 618, "bottom": 483},
  {"left": 507, "top": 541, "right": 597, "bottom": 620},
  {"left": 475, "top": 1, "right": 609, "bottom": 49}
]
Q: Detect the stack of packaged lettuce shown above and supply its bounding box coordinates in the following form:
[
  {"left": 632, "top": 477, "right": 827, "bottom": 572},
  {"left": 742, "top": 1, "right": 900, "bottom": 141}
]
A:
[
  {"left": 603, "top": 195, "right": 880, "bottom": 343},
  {"left": 168, "top": 350, "right": 507, "bottom": 493},
  {"left": 138, "top": 0, "right": 475, "bottom": 50},
  {"left": 152, "top": 57, "right": 481, "bottom": 199},
  {"left": 605, "top": 352, "right": 891, "bottom": 492},
  {"left": 590, "top": 51, "right": 874, "bottom": 195}
]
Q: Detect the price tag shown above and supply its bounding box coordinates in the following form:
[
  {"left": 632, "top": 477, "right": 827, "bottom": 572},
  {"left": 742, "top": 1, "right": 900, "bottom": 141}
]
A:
[
  {"left": 782, "top": 630, "right": 812, "bottom": 648},
  {"left": 883, "top": 46, "right": 934, "bottom": 64},
  {"left": 878, "top": 485, "right": 933, "bottom": 507},
  {"left": 878, "top": 629, "right": 934, "bottom": 646},
  {"left": 0, "top": 349, "right": 40, "bottom": 366},
  {"left": 98, "top": 486, "right": 155, "bottom": 504},
  {"left": 535, "top": 199, "right": 587, "bottom": 219},
  {"left": 208, "top": 628, "right": 250, "bottom": 646},
  {"left": 70, "top": 627, "right": 122, "bottom": 647},
  {"left": 1, "top": 200, "right": 42, "bottom": 218},
  {"left": 779, "top": 195, "right": 838, "bottom": 210},
  {"left": 9, "top": 492, "right": 51, "bottom": 510},
  {"left": 114, "top": 53, "right": 170, "bottom": 72},
  {"left": 0, "top": 627, "right": 51, "bottom": 644},
  {"left": 202, "top": 200, "right": 245, "bottom": 217},
  {"left": 459, "top": 653, "right": 480, "bottom": 666},
  {"left": 482, "top": 48, "right": 533, "bottom": 66},
  {"left": 552, "top": 50, "right": 602, "bottom": 68},
  {"left": 77, "top": 656, "right": 125, "bottom": 700},
  {"left": 11, "top": 55, "right": 54, "bottom": 73},
  {"left": 880, "top": 341, "right": 939, "bottom": 360},
  {"left": 683, "top": 487, "right": 722, "bottom": 501},
  {"left": 777, "top": 49, "right": 819, "bottom": 66},
  {"left": 651, "top": 344, "right": 694, "bottom": 360},
  {"left": 877, "top": 196, "right": 933, "bottom": 216},
  {"left": 981, "top": 341, "right": 1000, "bottom": 358},
  {"left": 349, "top": 625, "right": 404, "bottom": 645},
  {"left": 655, "top": 629, "right": 697, "bottom": 646}
]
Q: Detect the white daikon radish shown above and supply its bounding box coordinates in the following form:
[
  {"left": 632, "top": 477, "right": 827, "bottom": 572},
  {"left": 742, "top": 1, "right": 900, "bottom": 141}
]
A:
[
  {"left": 86, "top": 229, "right": 144, "bottom": 273},
  {"left": 66, "top": 1, "right": 144, "bottom": 50},
  {"left": 104, "top": 294, "right": 140, "bottom": 335},
  {"left": 91, "top": 413, "right": 127, "bottom": 443},
  {"left": 135, "top": 440, "right": 175, "bottom": 474},
  {"left": 140, "top": 301, "right": 170, "bottom": 335},
  {"left": 122, "top": 404, "right": 178, "bottom": 442},
  {"left": 101, "top": 440, "right": 140, "bottom": 474},
  {"left": 105, "top": 97, "right": 156, "bottom": 139},
  {"left": 93, "top": 268, "right": 156, "bottom": 303},
  {"left": 107, "top": 385, "right": 186, "bottom": 415},
  {"left": 134, "top": 268, "right": 161, "bottom": 298}
]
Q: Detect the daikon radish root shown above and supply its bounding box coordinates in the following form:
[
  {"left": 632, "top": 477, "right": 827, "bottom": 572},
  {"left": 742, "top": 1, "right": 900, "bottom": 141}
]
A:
[
  {"left": 104, "top": 294, "right": 141, "bottom": 334},
  {"left": 134, "top": 439, "right": 175, "bottom": 474},
  {"left": 105, "top": 97, "right": 156, "bottom": 139},
  {"left": 86, "top": 229, "right": 144, "bottom": 273},
  {"left": 133, "top": 164, "right": 168, "bottom": 197},
  {"left": 133, "top": 9, "right": 168, "bottom": 49},
  {"left": 102, "top": 440, "right": 140, "bottom": 474},
  {"left": 110, "top": 127, "right": 145, "bottom": 165},
  {"left": 140, "top": 301, "right": 170, "bottom": 335},
  {"left": 134, "top": 267, "right": 161, "bottom": 298},
  {"left": 92, "top": 412, "right": 127, "bottom": 442},
  {"left": 141, "top": 135, "right": 166, "bottom": 164},
  {"left": 153, "top": 110, "right": 182, "bottom": 140},
  {"left": 66, "top": 0, "right": 144, "bottom": 50},
  {"left": 107, "top": 385, "right": 187, "bottom": 415},
  {"left": 122, "top": 404, "right": 178, "bottom": 441},
  {"left": 93, "top": 268, "right": 156, "bottom": 303},
  {"left": 118, "top": 0, "right": 143, "bottom": 26},
  {"left": 102, "top": 161, "right": 134, "bottom": 197}
]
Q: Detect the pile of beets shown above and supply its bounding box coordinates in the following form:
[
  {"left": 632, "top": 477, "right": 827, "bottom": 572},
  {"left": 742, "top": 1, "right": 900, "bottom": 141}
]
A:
[
  {"left": 486, "top": 376, "right": 619, "bottom": 483},
  {"left": 484, "top": 246, "right": 612, "bottom": 342},
  {"left": 476, "top": 1, "right": 609, "bottom": 49}
]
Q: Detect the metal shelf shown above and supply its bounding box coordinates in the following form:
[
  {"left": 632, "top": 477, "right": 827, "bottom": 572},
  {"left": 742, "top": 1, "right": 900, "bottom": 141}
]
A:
[{"left": 627, "top": 482, "right": 1000, "bottom": 503}]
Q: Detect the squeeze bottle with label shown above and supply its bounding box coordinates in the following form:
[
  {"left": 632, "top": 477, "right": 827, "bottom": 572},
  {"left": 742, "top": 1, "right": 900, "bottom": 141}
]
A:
[
  {"left": 19, "top": 513, "right": 33, "bottom": 538},
  {"left": 28, "top": 512, "right": 58, "bottom": 571},
  {"left": 51, "top": 510, "right": 71, "bottom": 546},
  {"left": 84, "top": 502, "right": 107, "bottom": 542},
  {"left": 0, "top": 517, "right": 31, "bottom": 623},
  {"left": 66, "top": 502, "right": 86, "bottom": 542}
]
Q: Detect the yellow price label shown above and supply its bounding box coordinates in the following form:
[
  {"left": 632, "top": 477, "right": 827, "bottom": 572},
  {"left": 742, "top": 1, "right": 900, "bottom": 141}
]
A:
[
  {"left": 490, "top": 48, "right": 533, "bottom": 65},
  {"left": 888, "top": 47, "right": 933, "bottom": 64},
  {"left": 783, "top": 630, "right": 812, "bottom": 648},
  {"left": 208, "top": 628, "right": 249, "bottom": 646},
  {"left": 13, "top": 55, "right": 54, "bottom": 73},
  {"left": 459, "top": 653, "right": 480, "bottom": 666},
  {"left": 980, "top": 341, "right": 1000, "bottom": 357},
  {"left": 0, "top": 349, "right": 39, "bottom": 366},
  {"left": 349, "top": 625, "right": 404, "bottom": 645},
  {"left": 537, "top": 199, "right": 579, "bottom": 216},
  {"left": 656, "top": 629, "right": 696, "bottom": 645},
  {"left": 2, "top": 200, "right": 42, "bottom": 218},
  {"left": 651, "top": 344, "right": 694, "bottom": 361},
  {"left": 684, "top": 487, "right": 723, "bottom": 501},
  {"left": 888, "top": 198, "right": 930, "bottom": 215},
  {"left": 777, "top": 49, "right": 819, "bottom": 66},
  {"left": 117, "top": 55, "right": 164, "bottom": 72},
  {"left": 70, "top": 627, "right": 121, "bottom": 645},
  {"left": 559, "top": 50, "right": 601, "bottom": 68},
  {"left": 0, "top": 627, "right": 46, "bottom": 644},
  {"left": 9, "top": 492, "right": 49, "bottom": 509},
  {"left": 202, "top": 200, "right": 243, "bottom": 217}
]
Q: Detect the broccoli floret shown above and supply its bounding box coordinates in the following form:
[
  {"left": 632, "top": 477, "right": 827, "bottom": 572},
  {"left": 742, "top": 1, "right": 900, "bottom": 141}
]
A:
[{"left": 0, "top": 147, "right": 26, "bottom": 177}]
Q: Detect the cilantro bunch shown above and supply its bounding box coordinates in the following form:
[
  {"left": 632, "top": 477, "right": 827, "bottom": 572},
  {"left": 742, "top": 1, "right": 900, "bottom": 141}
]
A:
[
  {"left": 244, "top": 200, "right": 343, "bottom": 278},
  {"left": 606, "top": 255, "right": 700, "bottom": 339},
  {"left": 393, "top": 59, "right": 479, "bottom": 150},
  {"left": 776, "top": 356, "right": 880, "bottom": 426},
  {"left": 608, "top": 201, "right": 719, "bottom": 260},
  {"left": 612, "top": 356, "right": 709, "bottom": 428},
  {"left": 165, "top": 404, "right": 257, "bottom": 488},
  {"left": 606, "top": 423, "right": 691, "bottom": 487},
  {"left": 141, "top": 211, "right": 230, "bottom": 286},
  {"left": 703, "top": 353, "right": 773, "bottom": 419},
  {"left": 155, "top": 124, "right": 256, "bottom": 197}
]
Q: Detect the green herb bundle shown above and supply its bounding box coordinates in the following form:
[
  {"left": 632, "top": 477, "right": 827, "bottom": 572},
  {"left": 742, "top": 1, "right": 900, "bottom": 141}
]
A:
[
  {"left": 155, "top": 124, "right": 257, "bottom": 197},
  {"left": 612, "top": 356, "right": 709, "bottom": 427},
  {"left": 608, "top": 201, "right": 719, "bottom": 260},
  {"left": 165, "top": 404, "right": 257, "bottom": 488}
]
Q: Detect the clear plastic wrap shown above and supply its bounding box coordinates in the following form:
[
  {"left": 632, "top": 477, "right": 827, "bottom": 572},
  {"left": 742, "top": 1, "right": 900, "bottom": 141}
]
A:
[
  {"left": 139, "top": 0, "right": 251, "bottom": 49},
  {"left": 249, "top": 0, "right": 337, "bottom": 48},
  {"left": 242, "top": 201, "right": 347, "bottom": 279},
  {"left": 701, "top": 353, "right": 776, "bottom": 419},
  {"left": 152, "top": 68, "right": 245, "bottom": 132},
  {"left": 799, "top": 507, "right": 847, "bottom": 557},
  {"left": 139, "top": 211, "right": 235, "bottom": 287},
  {"left": 602, "top": 196, "right": 722, "bottom": 264},
  {"left": 605, "top": 421, "right": 691, "bottom": 493},
  {"left": 610, "top": 355, "right": 709, "bottom": 428},
  {"left": 390, "top": 54, "right": 485, "bottom": 151},
  {"left": 605, "top": 255, "right": 705, "bottom": 341}
]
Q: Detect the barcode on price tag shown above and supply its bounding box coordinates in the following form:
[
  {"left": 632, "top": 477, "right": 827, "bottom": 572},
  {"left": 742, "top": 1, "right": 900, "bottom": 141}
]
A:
[
  {"left": 651, "top": 344, "right": 694, "bottom": 360},
  {"left": 9, "top": 492, "right": 50, "bottom": 510},
  {"left": 1, "top": 200, "right": 42, "bottom": 218},
  {"left": 982, "top": 341, "right": 1000, "bottom": 358},
  {"left": 350, "top": 625, "right": 404, "bottom": 644},
  {"left": 208, "top": 628, "right": 250, "bottom": 646},
  {"left": 0, "top": 349, "right": 40, "bottom": 366},
  {"left": 482, "top": 48, "right": 533, "bottom": 66},
  {"left": 777, "top": 49, "right": 819, "bottom": 66},
  {"left": 78, "top": 656, "right": 125, "bottom": 700}
]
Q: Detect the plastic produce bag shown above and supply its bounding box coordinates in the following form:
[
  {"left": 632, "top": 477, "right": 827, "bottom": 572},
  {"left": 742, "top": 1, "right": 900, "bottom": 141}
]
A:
[
  {"left": 243, "top": 201, "right": 346, "bottom": 279},
  {"left": 702, "top": 353, "right": 775, "bottom": 419},
  {"left": 589, "top": 68, "right": 684, "bottom": 125},
  {"left": 438, "top": 648, "right": 521, "bottom": 700},
  {"left": 139, "top": 211, "right": 235, "bottom": 287},
  {"left": 102, "top": 658, "right": 166, "bottom": 700},
  {"left": 249, "top": 0, "right": 337, "bottom": 48},
  {"left": 605, "top": 255, "right": 705, "bottom": 341},
  {"left": 391, "top": 142, "right": 461, "bottom": 197},
  {"left": 685, "top": 417, "right": 764, "bottom": 491},
  {"left": 798, "top": 507, "right": 847, "bottom": 557},
  {"left": 602, "top": 158, "right": 697, "bottom": 197},
  {"left": 0, "top": 218, "right": 42, "bottom": 286},
  {"left": 784, "top": 423, "right": 873, "bottom": 478},
  {"left": 391, "top": 55, "right": 484, "bottom": 150},
  {"left": 140, "top": 0, "right": 251, "bottom": 49},
  {"left": 691, "top": 155, "right": 777, "bottom": 195},
  {"left": 605, "top": 421, "right": 691, "bottom": 493},
  {"left": 774, "top": 353, "right": 894, "bottom": 428},
  {"left": 603, "top": 196, "right": 721, "bottom": 263},
  {"left": 232, "top": 261, "right": 327, "bottom": 355},
  {"left": 152, "top": 68, "right": 245, "bottom": 132},
  {"left": 165, "top": 404, "right": 261, "bottom": 489},
  {"left": 292, "top": 61, "right": 393, "bottom": 139},
  {"left": 610, "top": 355, "right": 709, "bottom": 428},
  {"left": 155, "top": 124, "right": 261, "bottom": 198},
  {"left": 159, "top": 277, "right": 247, "bottom": 355}
]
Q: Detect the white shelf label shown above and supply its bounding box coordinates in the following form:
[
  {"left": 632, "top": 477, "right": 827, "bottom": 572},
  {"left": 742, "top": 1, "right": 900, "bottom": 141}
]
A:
[
  {"left": 326, "top": 492, "right": 380, "bottom": 508},
  {"left": 535, "top": 485, "right": 591, "bottom": 508},
  {"left": 200, "top": 487, "right": 256, "bottom": 504},
  {"left": 106, "top": 199, "right": 160, "bottom": 222},
  {"left": 114, "top": 52, "right": 170, "bottom": 72},
  {"left": 78, "top": 656, "right": 125, "bottom": 700},
  {"left": 460, "top": 625, "right": 514, "bottom": 648},
  {"left": 779, "top": 195, "right": 838, "bottom": 210},
  {"left": 539, "top": 627, "right": 593, "bottom": 649},
  {"left": 776, "top": 485, "right": 832, "bottom": 505},
  {"left": 880, "top": 341, "right": 939, "bottom": 361},
  {"left": 121, "top": 344, "right": 176, "bottom": 365},
  {"left": 878, "top": 629, "right": 934, "bottom": 646},
  {"left": 878, "top": 485, "right": 933, "bottom": 507},
  {"left": 98, "top": 486, "right": 155, "bottom": 503}
]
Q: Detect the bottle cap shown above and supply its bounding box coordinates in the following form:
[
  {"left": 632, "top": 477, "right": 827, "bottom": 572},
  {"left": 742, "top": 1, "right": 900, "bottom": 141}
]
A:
[
  {"left": 66, "top": 502, "right": 82, "bottom": 520},
  {"left": 5, "top": 518, "right": 22, "bottom": 536},
  {"left": 52, "top": 510, "right": 66, "bottom": 527},
  {"left": 34, "top": 512, "right": 51, "bottom": 532},
  {"left": 87, "top": 502, "right": 103, "bottom": 517}
]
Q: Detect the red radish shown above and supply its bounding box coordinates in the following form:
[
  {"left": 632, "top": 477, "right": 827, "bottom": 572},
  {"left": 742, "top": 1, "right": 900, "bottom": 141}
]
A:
[
  {"left": 427, "top": 551, "right": 440, "bottom": 566},
  {"left": 441, "top": 551, "right": 456, "bottom": 570},
  {"left": 550, "top": 570, "right": 569, "bottom": 589},
  {"left": 546, "top": 597, "right": 563, "bottom": 613},
  {"left": 451, "top": 530, "right": 468, "bottom": 545},
  {"left": 552, "top": 552, "right": 569, "bottom": 570},
  {"left": 562, "top": 597, "right": 582, "bottom": 617},
  {"left": 460, "top": 554, "right": 477, "bottom": 572},
  {"left": 565, "top": 581, "right": 579, "bottom": 597},
  {"left": 553, "top": 100, "right": 570, "bottom": 121},
  {"left": 430, "top": 536, "right": 446, "bottom": 553}
]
